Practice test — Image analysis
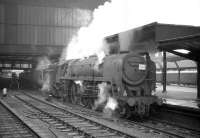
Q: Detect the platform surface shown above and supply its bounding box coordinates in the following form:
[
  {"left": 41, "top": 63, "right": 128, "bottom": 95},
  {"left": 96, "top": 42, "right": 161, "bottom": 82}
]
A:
[{"left": 155, "top": 84, "right": 199, "bottom": 109}]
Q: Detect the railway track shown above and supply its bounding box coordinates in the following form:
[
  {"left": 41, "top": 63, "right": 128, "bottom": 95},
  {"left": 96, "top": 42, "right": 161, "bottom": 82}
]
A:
[
  {"left": 15, "top": 94, "right": 136, "bottom": 138},
  {"left": 74, "top": 98, "right": 200, "bottom": 138},
  {"left": 17, "top": 92, "right": 200, "bottom": 138},
  {"left": 150, "top": 104, "right": 200, "bottom": 133},
  {"left": 37, "top": 97, "right": 200, "bottom": 138},
  {"left": 0, "top": 100, "right": 40, "bottom": 138},
  {"left": 119, "top": 105, "right": 200, "bottom": 138},
  {"left": 123, "top": 118, "right": 200, "bottom": 138}
]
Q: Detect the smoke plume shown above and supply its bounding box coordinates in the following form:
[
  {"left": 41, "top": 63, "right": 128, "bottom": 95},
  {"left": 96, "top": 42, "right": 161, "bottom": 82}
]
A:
[
  {"left": 95, "top": 82, "right": 118, "bottom": 111},
  {"left": 41, "top": 73, "right": 50, "bottom": 92},
  {"left": 94, "top": 82, "right": 108, "bottom": 108},
  {"left": 65, "top": 0, "right": 200, "bottom": 62},
  {"left": 36, "top": 57, "right": 51, "bottom": 70},
  {"left": 36, "top": 57, "right": 52, "bottom": 92}
]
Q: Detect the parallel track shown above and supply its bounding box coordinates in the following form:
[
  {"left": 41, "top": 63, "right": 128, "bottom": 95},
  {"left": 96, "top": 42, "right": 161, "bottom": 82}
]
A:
[
  {"left": 150, "top": 104, "right": 200, "bottom": 133},
  {"left": 0, "top": 100, "right": 40, "bottom": 138},
  {"left": 15, "top": 94, "right": 135, "bottom": 138},
  {"left": 122, "top": 118, "right": 200, "bottom": 138},
  {"left": 19, "top": 92, "right": 200, "bottom": 138}
]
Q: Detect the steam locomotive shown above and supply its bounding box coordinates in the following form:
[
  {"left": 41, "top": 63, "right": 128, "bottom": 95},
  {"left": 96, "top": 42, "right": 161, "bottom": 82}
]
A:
[{"left": 37, "top": 52, "right": 161, "bottom": 117}]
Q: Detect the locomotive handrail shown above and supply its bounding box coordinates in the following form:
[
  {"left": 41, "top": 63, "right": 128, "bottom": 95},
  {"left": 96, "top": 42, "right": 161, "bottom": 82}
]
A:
[{"left": 60, "top": 76, "right": 105, "bottom": 82}]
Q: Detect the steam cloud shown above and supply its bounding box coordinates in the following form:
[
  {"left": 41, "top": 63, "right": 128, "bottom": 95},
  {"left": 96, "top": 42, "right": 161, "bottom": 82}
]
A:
[
  {"left": 105, "top": 97, "right": 118, "bottom": 111},
  {"left": 94, "top": 83, "right": 108, "bottom": 108},
  {"left": 36, "top": 57, "right": 51, "bottom": 70},
  {"left": 36, "top": 57, "right": 52, "bottom": 92},
  {"left": 95, "top": 82, "right": 118, "bottom": 111},
  {"left": 41, "top": 74, "right": 50, "bottom": 92},
  {"left": 65, "top": 0, "right": 200, "bottom": 62}
]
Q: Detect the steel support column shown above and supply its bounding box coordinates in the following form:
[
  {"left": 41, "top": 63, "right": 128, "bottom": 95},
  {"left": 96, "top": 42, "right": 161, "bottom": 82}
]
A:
[
  {"left": 162, "top": 51, "right": 167, "bottom": 92},
  {"left": 174, "top": 61, "right": 180, "bottom": 85},
  {"left": 197, "top": 62, "right": 200, "bottom": 99}
]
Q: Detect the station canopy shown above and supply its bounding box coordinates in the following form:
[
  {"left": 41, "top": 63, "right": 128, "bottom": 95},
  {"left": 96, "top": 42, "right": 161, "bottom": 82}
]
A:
[
  {"left": 158, "top": 34, "right": 200, "bottom": 62},
  {"left": 109, "top": 22, "right": 200, "bottom": 62}
]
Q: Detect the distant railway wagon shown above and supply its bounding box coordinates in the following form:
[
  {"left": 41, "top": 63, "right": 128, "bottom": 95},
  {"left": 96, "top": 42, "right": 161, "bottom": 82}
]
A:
[{"left": 156, "top": 70, "right": 197, "bottom": 86}]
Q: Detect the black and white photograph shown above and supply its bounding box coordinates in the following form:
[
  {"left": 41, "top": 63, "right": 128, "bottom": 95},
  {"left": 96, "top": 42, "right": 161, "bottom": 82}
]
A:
[{"left": 0, "top": 0, "right": 199, "bottom": 137}]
